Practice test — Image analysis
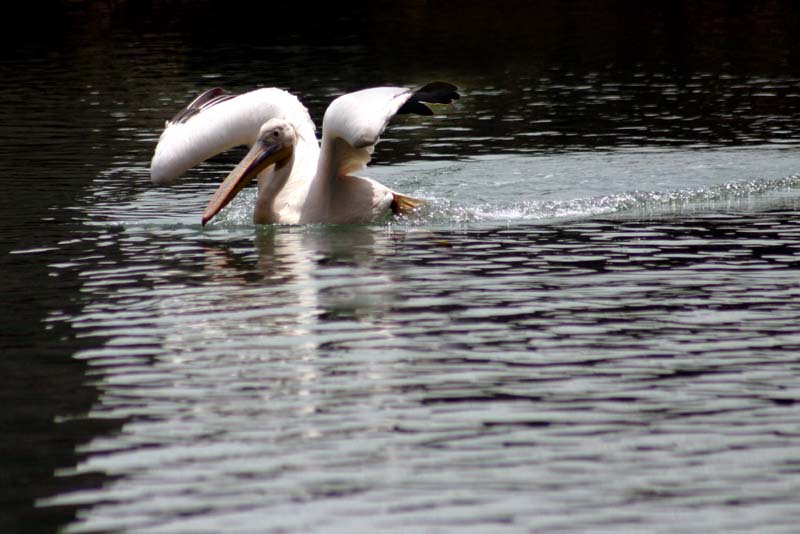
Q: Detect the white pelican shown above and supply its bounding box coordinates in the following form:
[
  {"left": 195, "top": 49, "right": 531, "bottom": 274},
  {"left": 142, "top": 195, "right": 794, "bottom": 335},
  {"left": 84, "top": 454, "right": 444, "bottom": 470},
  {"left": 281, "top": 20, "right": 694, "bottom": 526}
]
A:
[{"left": 150, "top": 83, "right": 459, "bottom": 225}]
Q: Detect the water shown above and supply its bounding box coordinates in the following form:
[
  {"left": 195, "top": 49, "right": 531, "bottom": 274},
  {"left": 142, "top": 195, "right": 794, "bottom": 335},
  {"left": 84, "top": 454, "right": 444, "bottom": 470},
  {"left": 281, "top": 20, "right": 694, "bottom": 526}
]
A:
[{"left": 4, "top": 3, "right": 800, "bottom": 533}]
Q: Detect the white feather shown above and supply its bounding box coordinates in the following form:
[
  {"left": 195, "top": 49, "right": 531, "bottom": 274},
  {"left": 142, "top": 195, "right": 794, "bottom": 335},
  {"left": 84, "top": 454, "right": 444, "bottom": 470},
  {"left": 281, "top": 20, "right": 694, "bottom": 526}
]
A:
[
  {"left": 319, "top": 86, "right": 413, "bottom": 176},
  {"left": 150, "top": 88, "right": 318, "bottom": 185},
  {"left": 151, "top": 83, "right": 454, "bottom": 224}
]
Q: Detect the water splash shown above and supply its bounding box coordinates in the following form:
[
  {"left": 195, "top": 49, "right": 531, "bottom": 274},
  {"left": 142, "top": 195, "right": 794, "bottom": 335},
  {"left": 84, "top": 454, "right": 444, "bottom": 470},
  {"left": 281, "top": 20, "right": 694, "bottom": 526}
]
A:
[
  {"left": 87, "top": 149, "right": 800, "bottom": 229},
  {"left": 213, "top": 188, "right": 259, "bottom": 226},
  {"left": 399, "top": 174, "right": 800, "bottom": 225},
  {"left": 189, "top": 174, "right": 800, "bottom": 228}
]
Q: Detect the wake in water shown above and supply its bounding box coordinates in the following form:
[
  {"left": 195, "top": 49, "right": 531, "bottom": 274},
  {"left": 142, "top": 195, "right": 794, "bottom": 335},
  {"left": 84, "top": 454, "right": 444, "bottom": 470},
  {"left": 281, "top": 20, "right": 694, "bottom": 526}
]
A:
[
  {"left": 89, "top": 147, "right": 800, "bottom": 227},
  {"left": 397, "top": 174, "right": 800, "bottom": 224},
  {"left": 209, "top": 174, "right": 800, "bottom": 226}
]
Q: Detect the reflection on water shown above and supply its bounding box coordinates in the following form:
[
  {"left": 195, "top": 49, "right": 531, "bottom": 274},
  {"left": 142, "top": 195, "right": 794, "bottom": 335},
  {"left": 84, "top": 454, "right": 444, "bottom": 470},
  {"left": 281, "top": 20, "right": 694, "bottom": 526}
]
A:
[
  {"left": 5, "top": 2, "right": 800, "bottom": 533},
  {"left": 36, "top": 213, "right": 800, "bottom": 533}
]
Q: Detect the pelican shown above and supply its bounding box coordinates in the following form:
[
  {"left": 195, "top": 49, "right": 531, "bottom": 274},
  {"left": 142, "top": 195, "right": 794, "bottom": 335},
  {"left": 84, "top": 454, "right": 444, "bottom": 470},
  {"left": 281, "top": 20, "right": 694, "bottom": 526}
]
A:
[{"left": 150, "top": 83, "right": 459, "bottom": 225}]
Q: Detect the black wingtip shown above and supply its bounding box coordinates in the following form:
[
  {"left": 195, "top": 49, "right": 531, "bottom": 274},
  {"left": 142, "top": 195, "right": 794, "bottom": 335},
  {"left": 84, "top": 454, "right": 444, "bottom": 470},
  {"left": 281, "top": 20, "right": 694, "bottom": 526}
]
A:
[
  {"left": 398, "top": 81, "right": 460, "bottom": 116},
  {"left": 169, "top": 87, "right": 235, "bottom": 125},
  {"left": 398, "top": 100, "right": 435, "bottom": 116},
  {"left": 415, "top": 81, "right": 460, "bottom": 104}
]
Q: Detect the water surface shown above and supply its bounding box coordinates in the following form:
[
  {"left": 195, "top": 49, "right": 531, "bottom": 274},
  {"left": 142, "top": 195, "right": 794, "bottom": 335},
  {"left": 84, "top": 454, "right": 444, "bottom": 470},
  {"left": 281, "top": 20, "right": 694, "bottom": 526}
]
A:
[{"left": 3, "top": 3, "right": 800, "bottom": 533}]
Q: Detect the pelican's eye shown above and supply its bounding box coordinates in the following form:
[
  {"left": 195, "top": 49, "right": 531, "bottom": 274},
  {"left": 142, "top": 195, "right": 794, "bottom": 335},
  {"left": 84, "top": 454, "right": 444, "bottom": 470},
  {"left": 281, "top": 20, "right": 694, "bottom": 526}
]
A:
[{"left": 272, "top": 130, "right": 280, "bottom": 138}]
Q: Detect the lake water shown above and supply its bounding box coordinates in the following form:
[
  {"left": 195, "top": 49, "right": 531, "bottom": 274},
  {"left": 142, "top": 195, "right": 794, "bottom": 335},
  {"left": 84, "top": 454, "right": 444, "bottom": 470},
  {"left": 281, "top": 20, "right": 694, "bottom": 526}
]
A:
[{"left": 3, "top": 3, "right": 800, "bottom": 533}]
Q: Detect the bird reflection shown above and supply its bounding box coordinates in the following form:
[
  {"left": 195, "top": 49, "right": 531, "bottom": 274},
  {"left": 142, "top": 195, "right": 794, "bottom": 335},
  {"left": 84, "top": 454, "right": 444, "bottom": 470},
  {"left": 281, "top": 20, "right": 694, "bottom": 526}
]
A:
[{"left": 200, "top": 226, "right": 405, "bottom": 321}]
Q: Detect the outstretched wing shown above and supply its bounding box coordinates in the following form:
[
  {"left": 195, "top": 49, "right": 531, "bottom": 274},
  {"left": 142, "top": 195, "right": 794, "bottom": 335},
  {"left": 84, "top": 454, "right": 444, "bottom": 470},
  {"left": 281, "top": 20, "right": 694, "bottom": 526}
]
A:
[
  {"left": 151, "top": 87, "right": 318, "bottom": 185},
  {"left": 320, "top": 82, "right": 459, "bottom": 177}
]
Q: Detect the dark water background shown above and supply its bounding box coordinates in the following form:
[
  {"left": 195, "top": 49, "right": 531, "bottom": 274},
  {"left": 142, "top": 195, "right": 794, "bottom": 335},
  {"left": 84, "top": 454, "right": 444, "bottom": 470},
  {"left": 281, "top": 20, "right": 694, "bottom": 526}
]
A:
[{"left": 3, "top": 1, "right": 800, "bottom": 532}]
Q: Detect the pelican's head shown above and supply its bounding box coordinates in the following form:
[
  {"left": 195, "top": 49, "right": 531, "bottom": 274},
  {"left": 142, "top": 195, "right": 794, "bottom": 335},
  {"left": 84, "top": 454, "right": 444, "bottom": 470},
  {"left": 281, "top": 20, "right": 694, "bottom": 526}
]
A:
[
  {"left": 254, "top": 119, "right": 298, "bottom": 157},
  {"left": 202, "top": 119, "right": 296, "bottom": 225}
]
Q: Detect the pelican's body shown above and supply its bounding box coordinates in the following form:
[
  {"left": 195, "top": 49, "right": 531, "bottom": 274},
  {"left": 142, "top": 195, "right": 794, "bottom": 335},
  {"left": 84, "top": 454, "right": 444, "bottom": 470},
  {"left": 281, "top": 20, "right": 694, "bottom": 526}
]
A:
[{"left": 150, "top": 83, "right": 458, "bottom": 225}]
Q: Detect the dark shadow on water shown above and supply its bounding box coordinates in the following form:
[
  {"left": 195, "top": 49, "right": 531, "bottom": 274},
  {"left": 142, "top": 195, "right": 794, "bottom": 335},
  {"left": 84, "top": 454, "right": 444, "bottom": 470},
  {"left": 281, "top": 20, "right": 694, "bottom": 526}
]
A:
[{"left": 0, "top": 229, "right": 128, "bottom": 533}]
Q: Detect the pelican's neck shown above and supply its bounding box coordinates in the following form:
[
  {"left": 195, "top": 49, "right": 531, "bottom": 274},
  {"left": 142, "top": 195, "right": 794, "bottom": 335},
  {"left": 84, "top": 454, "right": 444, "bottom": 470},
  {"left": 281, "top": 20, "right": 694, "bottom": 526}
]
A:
[
  {"left": 303, "top": 134, "right": 346, "bottom": 221},
  {"left": 254, "top": 151, "right": 295, "bottom": 224}
]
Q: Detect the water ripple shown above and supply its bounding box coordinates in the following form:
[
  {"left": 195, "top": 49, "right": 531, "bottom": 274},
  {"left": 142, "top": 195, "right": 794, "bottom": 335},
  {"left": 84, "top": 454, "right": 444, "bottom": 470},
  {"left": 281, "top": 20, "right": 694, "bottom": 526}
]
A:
[
  {"left": 36, "top": 212, "right": 800, "bottom": 533},
  {"left": 9, "top": 33, "right": 800, "bottom": 533}
]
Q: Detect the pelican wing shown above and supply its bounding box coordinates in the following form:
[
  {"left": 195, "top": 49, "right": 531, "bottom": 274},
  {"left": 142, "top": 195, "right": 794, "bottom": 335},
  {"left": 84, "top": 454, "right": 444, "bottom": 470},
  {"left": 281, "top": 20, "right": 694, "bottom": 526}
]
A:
[
  {"left": 151, "top": 87, "right": 318, "bottom": 185},
  {"left": 321, "top": 82, "right": 459, "bottom": 177},
  {"left": 167, "top": 87, "right": 236, "bottom": 126}
]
